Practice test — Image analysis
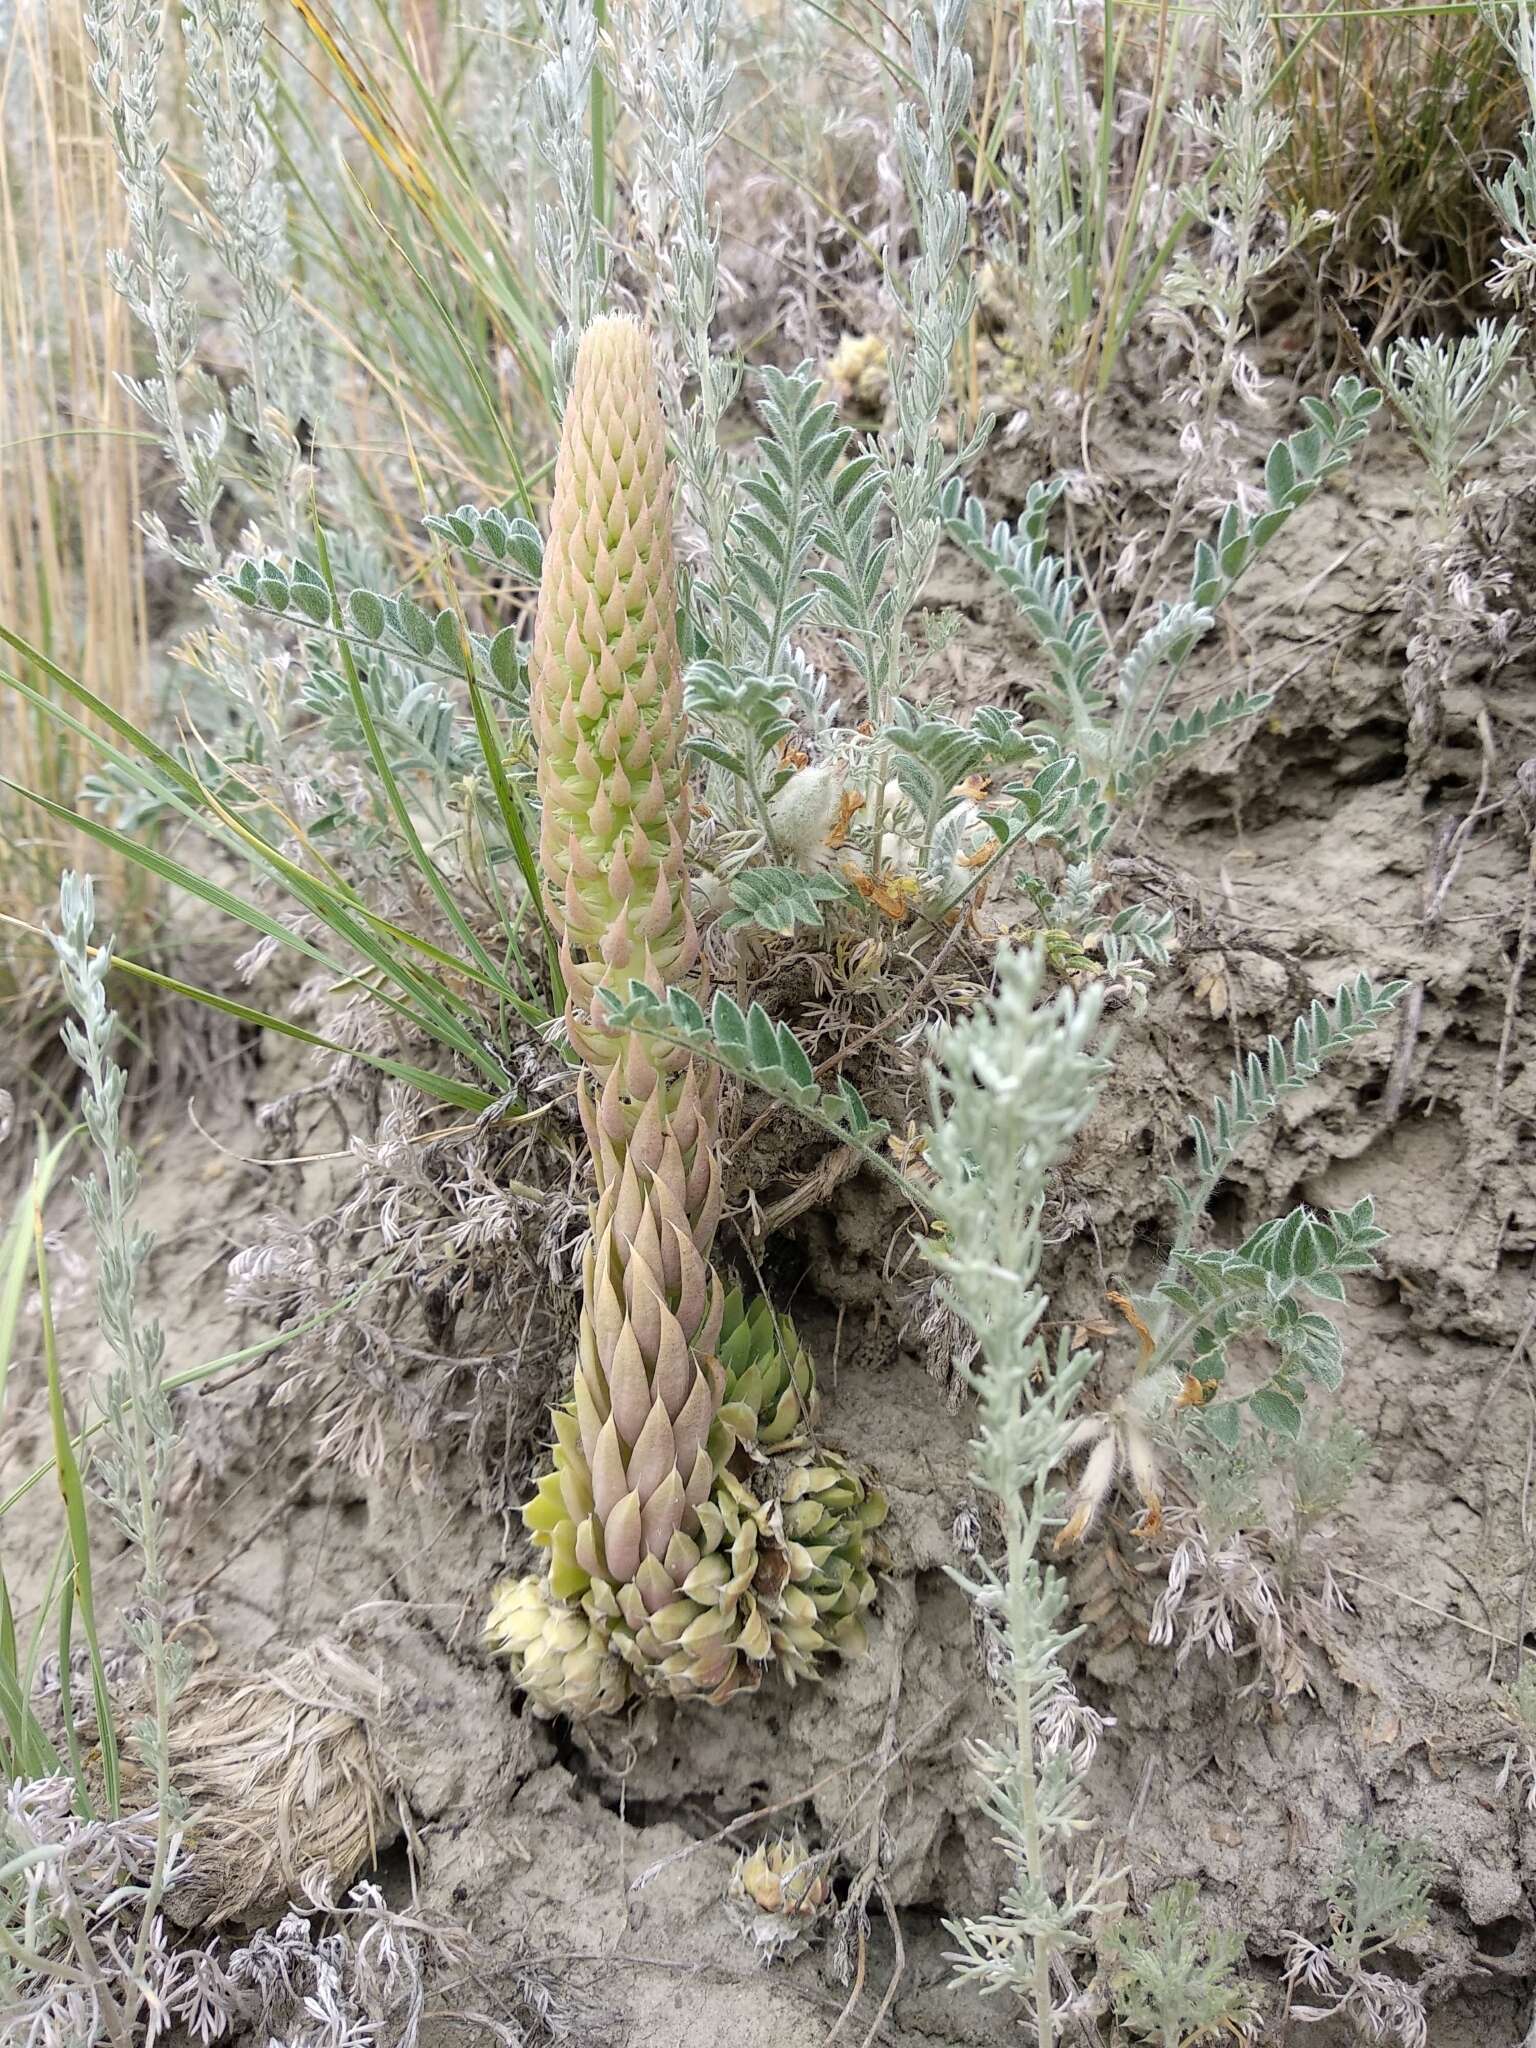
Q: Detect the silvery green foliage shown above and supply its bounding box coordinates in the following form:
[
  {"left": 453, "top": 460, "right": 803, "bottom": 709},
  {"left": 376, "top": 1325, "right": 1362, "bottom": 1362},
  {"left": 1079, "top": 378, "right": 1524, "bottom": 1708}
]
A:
[
  {"left": 805, "top": 0, "right": 983, "bottom": 731},
  {"left": 613, "top": 0, "right": 1071, "bottom": 946},
  {"left": 1143, "top": 975, "right": 1404, "bottom": 1444},
  {"left": 470, "top": 0, "right": 533, "bottom": 176},
  {"left": 1368, "top": 321, "right": 1529, "bottom": 516},
  {"left": 84, "top": 0, "right": 226, "bottom": 569},
  {"left": 1102, "top": 1882, "right": 1259, "bottom": 2046},
  {"left": 1011, "top": 0, "right": 1082, "bottom": 372},
  {"left": 0, "top": 1774, "right": 175, "bottom": 2048},
  {"left": 1162, "top": 0, "right": 1299, "bottom": 417},
  {"left": 1290, "top": 1416, "right": 1373, "bottom": 1532},
  {"left": 720, "top": 866, "right": 850, "bottom": 936},
  {"left": 180, "top": 0, "right": 318, "bottom": 535},
  {"left": 531, "top": 0, "right": 606, "bottom": 401},
  {"left": 1168, "top": 974, "right": 1406, "bottom": 1253},
  {"left": 1032, "top": 861, "right": 1174, "bottom": 1008},
  {"left": 599, "top": 981, "right": 894, "bottom": 1173},
  {"left": 1166, "top": 1197, "right": 1387, "bottom": 1446},
  {"left": 0, "top": 1829, "right": 540, "bottom": 2048},
  {"left": 923, "top": 948, "right": 1115, "bottom": 2030},
  {"left": 674, "top": 357, "right": 1086, "bottom": 932},
  {"left": 942, "top": 378, "right": 1383, "bottom": 786},
  {"left": 225, "top": 553, "right": 526, "bottom": 708},
  {"left": 1322, "top": 1831, "right": 1436, "bottom": 1972},
  {"left": 1283, "top": 1830, "right": 1436, "bottom": 2048},
  {"left": 879, "top": 0, "right": 988, "bottom": 632},
  {"left": 622, "top": 0, "right": 741, "bottom": 613},
  {"left": 683, "top": 368, "right": 845, "bottom": 839},
  {"left": 1481, "top": 0, "right": 1536, "bottom": 308},
  {"left": 7, "top": 877, "right": 191, "bottom": 2048},
  {"left": 424, "top": 505, "right": 545, "bottom": 585},
  {"left": 50, "top": 880, "right": 190, "bottom": 1774}
]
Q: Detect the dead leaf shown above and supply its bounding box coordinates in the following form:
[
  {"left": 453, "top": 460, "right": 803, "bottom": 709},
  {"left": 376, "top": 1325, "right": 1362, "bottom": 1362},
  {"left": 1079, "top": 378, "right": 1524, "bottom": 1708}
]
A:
[
  {"left": 1107, "top": 1288, "right": 1156, "bottom": 1368},
  {"left": 1192, "top": 954, "right": 1230, "bottom": 1019},
  {"left": 1071, "top": 1317, "right": 1119, "bottom": 1348},
  {"left": 1364, "top": 1710, "right": 1401, "bottom": 1747},
  {"left": 824, "top": 788, "right": 865, "bottom": 850}
]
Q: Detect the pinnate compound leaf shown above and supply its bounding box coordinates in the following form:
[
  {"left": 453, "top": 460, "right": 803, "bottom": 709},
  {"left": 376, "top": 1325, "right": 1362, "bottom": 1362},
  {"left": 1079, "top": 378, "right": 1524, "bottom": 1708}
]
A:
[{"left": 599, "top": 983, "right": 890, "bottom": 1153}]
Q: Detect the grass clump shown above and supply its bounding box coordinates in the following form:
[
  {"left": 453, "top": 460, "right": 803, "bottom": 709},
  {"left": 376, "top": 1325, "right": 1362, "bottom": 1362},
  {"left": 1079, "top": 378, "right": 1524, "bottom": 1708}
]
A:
[{"left": 1270, "top": 0, "right": 1520, "bottom": 317}]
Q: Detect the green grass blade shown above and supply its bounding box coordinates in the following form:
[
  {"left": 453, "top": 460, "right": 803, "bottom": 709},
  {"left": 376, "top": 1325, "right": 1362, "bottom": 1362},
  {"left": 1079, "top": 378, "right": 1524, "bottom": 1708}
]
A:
[
  {"left": 54, "top": 1572, "right": 93, "bottom": 1815},
  {"left": 0, "top": 1133, "right": 70, "bottom": 1782},
  {"left": 101, "top": 953, "right": 497, "bottom": 1111},
  {"left": 0, "top": 774, "right": 349, "bottom": 977},
  {"left": 2, "top": 653, "right": 540, "bottom": 1008},
  {"left": 0, "top": 1562, "right": 62, "bottom": 1782},
  {"left": 456, "top": 618, "right": 566, "bottom": 1017},
  {"left": 2, "top": 774, "right": 507, "bottom": 1085},
  {"left": 0, "top": 620, "right": 198, "bottom": 793},
  {"left": 35, "top": 1187, "right": 119, "bottom": 1816}
]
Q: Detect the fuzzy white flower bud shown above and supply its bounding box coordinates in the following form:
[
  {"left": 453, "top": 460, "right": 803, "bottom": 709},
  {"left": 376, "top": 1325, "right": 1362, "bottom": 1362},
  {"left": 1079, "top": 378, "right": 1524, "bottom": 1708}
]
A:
[{"left": 767, "top": 763, "right": 845, "bottom": 864}]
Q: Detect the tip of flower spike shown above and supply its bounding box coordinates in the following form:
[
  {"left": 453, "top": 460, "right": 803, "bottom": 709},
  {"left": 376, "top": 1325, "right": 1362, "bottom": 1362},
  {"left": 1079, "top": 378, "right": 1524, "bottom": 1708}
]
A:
[{"left": 572, "top": 314, "right": 655, "bottom": 390}]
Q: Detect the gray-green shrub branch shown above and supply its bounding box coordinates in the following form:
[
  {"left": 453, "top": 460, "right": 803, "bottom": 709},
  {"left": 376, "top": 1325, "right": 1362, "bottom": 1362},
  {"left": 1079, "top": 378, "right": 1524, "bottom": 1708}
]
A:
[
  {"left": 224, "top": 554, "right": 527, "bottom": 706},
  {"left": 1144, "top": 974, "right": 1405, "bottom": 1443},
  {"left": 1167, "top": 973, "right": 1407, "bottom": 1258},
  {"left": 923, "top": 947, "right": 1116, "bottom": 2043}
]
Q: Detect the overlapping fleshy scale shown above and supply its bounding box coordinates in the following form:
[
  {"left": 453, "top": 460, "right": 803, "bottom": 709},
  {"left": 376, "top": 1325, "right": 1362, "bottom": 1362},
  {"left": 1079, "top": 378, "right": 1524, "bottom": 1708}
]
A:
[
  {"left": 513, "top": 1294, "right": 888, "bottom": 1709},
  {"left": 488, "top": 317, "right": 883, "bottom": 1713}
]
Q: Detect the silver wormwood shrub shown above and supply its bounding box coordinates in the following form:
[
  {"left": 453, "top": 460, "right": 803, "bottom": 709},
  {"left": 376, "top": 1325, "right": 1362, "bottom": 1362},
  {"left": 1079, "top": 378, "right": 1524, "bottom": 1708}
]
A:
[
  {"left": 1283, "top": 1827, "right": 1438, "bottom": 2048},
  {"left": 1103, "top": 1880, "right": 1260, "bottom": 2045},
  {"left": 1369, "top": 320, "right": 1529, "bottom": 522},
  {"left": 531, "top": 0, "right": 606, "bottom": 399},
  {"left": 923, "top": 946, "right": 1115, "bottom": 2038},
  {"left": 84, "top": 0, "right": 226, "bottom": 568},
  {"left": 1481, "top": 0, "right": 1536, "bottom": 309},
  {"left": 2, "top": 877, "right": 188, "bottom": 2046},
  {"left": 1054, "top": 975, "right": 1403, "bottom": 1618},
  {"left": 179, "top": 0, "right": 319, "bottom": 542},
  {"left": 50, "top": 872, "right": 190, "bottom": 1885}
]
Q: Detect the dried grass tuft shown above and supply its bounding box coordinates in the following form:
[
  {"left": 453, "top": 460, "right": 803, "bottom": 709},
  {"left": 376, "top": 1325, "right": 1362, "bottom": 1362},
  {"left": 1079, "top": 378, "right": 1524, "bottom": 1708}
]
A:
[{"left": 152, "top": 1638, "right": 399, "bottom": 1928}]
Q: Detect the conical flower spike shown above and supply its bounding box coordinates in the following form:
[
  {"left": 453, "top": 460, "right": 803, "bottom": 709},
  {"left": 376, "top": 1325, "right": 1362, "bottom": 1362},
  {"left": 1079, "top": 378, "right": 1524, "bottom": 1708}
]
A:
[
  {"left": 531, "top": 315, "right": 699, "bottom": 1106},
  {"left": 508, "top": 316, "right": 739, "bottom": 1682},
  {"left": 491, "top": 317, "right": 886, "bottom": 1716}
]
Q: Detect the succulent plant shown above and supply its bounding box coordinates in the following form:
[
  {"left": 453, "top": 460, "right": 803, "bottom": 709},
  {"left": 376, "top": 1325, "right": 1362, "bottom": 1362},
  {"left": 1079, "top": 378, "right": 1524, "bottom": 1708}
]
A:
[
  {"left": 486, "top": 1572, "right": 632, "bottom": 1718},
  {"left": 518, "top": 1300, "right": 886, "bottom": 1704},
  {"left": 770, "top": 1451, "right": 888, "bottom": 1671},
  {"left": 527, "top": 316, "right": 727, "bottom": 1640},
  {"left": 728, "top": 1832, "right": 832, "bottom": 1958},
  {"left": 490, "top": 316, "right": 884, "bottom": 1714},
  {"left": 717, "top": 1286, "right": 820, "bottom": 1450}
]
